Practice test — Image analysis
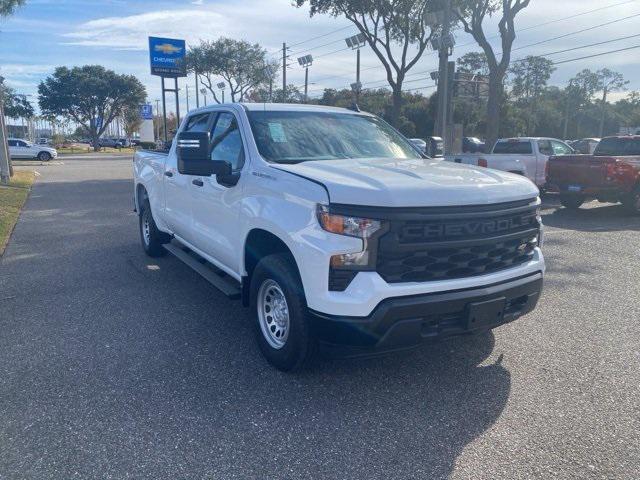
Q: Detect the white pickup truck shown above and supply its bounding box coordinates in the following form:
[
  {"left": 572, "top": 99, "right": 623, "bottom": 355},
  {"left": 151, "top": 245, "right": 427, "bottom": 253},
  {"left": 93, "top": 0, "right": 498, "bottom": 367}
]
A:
[
  {"left": 133, "top": 104, "right": 545, "bottom": 371},
  {"left": 445, "top": 137, "right": 575, "bottom": 188}
]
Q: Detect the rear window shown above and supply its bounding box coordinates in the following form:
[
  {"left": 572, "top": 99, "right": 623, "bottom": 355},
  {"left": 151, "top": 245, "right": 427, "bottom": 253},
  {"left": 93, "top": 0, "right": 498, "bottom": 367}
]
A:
[
  {"left": 594, "top": 137, "right": 640, "bottom": 156},
  {"left": 492, "top": 141, "right": 533, "bottom": 154}
]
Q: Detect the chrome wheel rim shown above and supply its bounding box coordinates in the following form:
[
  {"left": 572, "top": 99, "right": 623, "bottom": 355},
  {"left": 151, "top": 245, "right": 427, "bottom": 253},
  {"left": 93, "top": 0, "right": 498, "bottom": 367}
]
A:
[
  {"left": 142, "top": 215, "right": 151, "bottom": 246},
  {"left": 257, "top": 279, "right": 290, "bottom": 349}
]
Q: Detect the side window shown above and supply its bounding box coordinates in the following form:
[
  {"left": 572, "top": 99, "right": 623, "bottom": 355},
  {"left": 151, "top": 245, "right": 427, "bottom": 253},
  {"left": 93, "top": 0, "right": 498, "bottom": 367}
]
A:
[
  {"left": 17, "top": 140, "right": 28, "bottom": 147},
  {"left": 210, "top": 112, "right": 244, "bottom": 171},
  {"left": 8, "top": 140, "right": 17, "bottom": 147},
  {"left": 184, "top": 113, "right": 211, "bottom": 132},
  {"left": 551, "top": 140, "right": 572, "bottom": 155},
  {"left": 537, "top": 140, "right": 553, "bottom": 156}
]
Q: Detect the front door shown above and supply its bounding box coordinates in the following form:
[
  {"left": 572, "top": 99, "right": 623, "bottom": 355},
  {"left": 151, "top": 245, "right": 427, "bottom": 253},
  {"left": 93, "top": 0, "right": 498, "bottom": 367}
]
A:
[
  {"left": 9, "top": 140, "right": 31, "bottom": 159},
  {"left": 190, "top": 111, "right": 245, "bottom": 274}
]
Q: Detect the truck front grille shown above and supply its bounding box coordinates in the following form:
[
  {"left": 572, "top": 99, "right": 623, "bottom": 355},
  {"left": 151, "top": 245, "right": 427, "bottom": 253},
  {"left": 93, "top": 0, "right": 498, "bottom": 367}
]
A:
[{"left": 374, "top": 199, "right": 540, "bottom": 284}]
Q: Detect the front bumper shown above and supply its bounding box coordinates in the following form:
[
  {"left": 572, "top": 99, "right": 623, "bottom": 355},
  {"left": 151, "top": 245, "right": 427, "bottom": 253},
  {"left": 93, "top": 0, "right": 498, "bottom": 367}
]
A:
[{"left": 310, "top": 272, "right": 543, "bottom": 358}]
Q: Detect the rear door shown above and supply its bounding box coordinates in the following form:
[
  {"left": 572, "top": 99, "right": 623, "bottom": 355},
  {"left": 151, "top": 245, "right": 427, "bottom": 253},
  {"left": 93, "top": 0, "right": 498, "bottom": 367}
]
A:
[{"left": 163, "top": 112, "right": 213, "bottom": 243}]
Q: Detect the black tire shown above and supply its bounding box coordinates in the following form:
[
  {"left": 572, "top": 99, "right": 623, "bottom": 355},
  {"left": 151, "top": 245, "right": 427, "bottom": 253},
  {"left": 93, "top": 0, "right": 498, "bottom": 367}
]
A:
[
  {"left": 559, "top": 194, "right": 585, "bottom": 210},
  {"left": 622, "top": 187, "right": 640, "bottom": 215},
  {"left": 139, "top": 200, "right": 170, "bottom": 257},
  {"left": 37, "top": 151, "right": 51, "bottom": 161},
  {"left": 250, "top": 253, "right": 315, "bottom": 372}
]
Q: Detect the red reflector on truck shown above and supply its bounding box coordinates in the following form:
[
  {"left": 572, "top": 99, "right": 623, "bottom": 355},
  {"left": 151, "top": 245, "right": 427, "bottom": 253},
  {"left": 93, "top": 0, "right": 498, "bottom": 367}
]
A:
[{"left": 478, "top": 158, "right": 488, "bottom": 168}]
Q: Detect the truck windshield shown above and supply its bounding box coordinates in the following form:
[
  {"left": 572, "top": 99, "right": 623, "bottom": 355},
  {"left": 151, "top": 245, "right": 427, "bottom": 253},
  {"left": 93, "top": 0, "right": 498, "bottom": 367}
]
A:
[
  {"left": 247, "top": 110, "right": 421, "bottom": 163},
  {"left": 594, "top": 137, "right": 640, "bottom": 156}
]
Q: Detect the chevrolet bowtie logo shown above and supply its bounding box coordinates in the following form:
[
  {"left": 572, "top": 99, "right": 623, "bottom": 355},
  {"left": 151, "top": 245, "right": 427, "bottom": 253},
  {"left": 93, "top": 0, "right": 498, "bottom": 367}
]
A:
[{"left": 154, "top": 43, "right": 182, "bottom": 55}]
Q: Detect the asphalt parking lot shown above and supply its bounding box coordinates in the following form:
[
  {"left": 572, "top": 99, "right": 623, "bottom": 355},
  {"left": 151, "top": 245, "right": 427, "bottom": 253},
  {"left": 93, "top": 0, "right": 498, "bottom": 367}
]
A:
[{"left": 1, "top": 157, "right": 638, "bottom": 479}]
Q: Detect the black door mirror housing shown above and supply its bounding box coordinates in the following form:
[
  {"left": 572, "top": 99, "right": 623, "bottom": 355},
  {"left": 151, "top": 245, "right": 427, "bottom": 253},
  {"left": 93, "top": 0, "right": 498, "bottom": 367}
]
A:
[{"left": 177, "top": 131, "right": 214, "bottom": 176}]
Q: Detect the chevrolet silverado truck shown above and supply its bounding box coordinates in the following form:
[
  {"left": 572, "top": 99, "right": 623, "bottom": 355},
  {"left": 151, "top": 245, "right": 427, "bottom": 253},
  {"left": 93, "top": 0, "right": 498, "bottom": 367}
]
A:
[
  {"left": 546, "top": 135, "right": 640, "bottom": 212},
  {"left": 133, "top": 104, "right": 545, "bottom": 371},
  {"left": 446, "top": 137, "right": 575, "bottom": 188}
]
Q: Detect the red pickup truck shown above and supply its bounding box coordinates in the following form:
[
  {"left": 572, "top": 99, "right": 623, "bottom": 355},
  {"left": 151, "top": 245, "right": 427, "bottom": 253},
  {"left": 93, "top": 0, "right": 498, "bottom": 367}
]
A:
[{"left": 546, "top": 136, "right": 640, "bottom": 213}]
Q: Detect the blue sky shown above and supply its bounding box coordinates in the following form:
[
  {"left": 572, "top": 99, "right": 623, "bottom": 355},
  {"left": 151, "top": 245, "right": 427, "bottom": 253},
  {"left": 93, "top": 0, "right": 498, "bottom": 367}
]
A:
[{"left": 2, "top": 0, "right": 640, "bottom": 115}]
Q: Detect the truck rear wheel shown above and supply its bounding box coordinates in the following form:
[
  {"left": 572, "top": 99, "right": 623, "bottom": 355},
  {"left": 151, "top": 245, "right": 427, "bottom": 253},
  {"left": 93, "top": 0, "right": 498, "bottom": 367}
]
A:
[
  {"left": 559, "top": 194, "right": 585, "bottom": 210},
  {"left": 139, "top": 201, "right": 170, "bottom": 257},
  {"left": 623, "top": 187, "right": 640, "bottom": 215},
  {"left": 250, "top": 253, "right": 315, "bottom": 371}
]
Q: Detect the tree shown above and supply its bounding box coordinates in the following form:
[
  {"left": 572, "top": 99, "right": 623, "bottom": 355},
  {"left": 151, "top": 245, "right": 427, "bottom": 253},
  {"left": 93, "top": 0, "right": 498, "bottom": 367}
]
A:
[
  {"left": 457, "top": 51, "right": 488, "bottom": 75},
  {"left": 1, "top": 84, "right": 35, "bottom": 119},
  {"left": 455, "top": 0, "right": 531, "bottom": 150},
  {"left": 38, "top": 65, "right": 146, "bottom": 151},
  {"left": 250, "top": 84, "right": 305, "bottom": 103},
  {"left": 122, "top": 107, "right": 142, "bottom": 140},
  {"left": 0, "top": 0, "right": 24, "bottom": 17},
  {"left": 187, "top": 38, "right": 278, "bottom": 103},
  {"left": 509, "top": 55, "right": 555, "bottom": 132},
  {"left": 595, "top": 68, "right": 628, "bottom": 137},
  {"left": 564, "top": 69, "right": 599, "bottom": 138},
  {"left": 296, "top": 0, "right": 436, "bottom": 127}
]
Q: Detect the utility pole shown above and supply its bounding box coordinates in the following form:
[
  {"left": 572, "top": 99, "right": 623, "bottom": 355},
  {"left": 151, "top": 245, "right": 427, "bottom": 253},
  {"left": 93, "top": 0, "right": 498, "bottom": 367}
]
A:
[
  {"left": 282, "top": 42, "right": 287, "bottom": 102},
  {"left": 435, "top": 0, "right": 453, "bottom": 154},
  {"left": 297, "top": 55, "right": 313, "bottom": 103},
  {"left": 0, "top": 99, "right": 11, "bottom": 184}
]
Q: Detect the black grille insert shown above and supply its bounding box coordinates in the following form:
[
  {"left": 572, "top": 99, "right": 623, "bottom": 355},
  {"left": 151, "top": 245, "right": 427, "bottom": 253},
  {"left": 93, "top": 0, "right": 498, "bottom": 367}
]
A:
[{"left": 374, "top": 200, "right": 540, "bottom": 284}]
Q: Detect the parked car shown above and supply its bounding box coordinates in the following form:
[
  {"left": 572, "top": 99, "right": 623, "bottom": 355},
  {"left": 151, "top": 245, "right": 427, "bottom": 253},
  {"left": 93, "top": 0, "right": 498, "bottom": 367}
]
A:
[
  {"left": 408, "top": 138, "right": 427, "bottom": 153},
  {"left": 7, "top": 138, "right": 58, "bottom": 161},
  {"left": 133, "top": 103, "right": 545, "bottom": 371},
  {"left": 546, "top": 135, "right": 640, "bottom": 212},
  {"left": 445, "top": 137, "right": 575, "bottom": 188},
  {"left": 36, "top": 138, "right": 51, "bottom": 145},
  {"left": 463, "top": 136, "right": 485, "bottom": 153},
  {"left": 129, "top": 139, "right": 141, "bottom": 147},
  {"left": 425, "top": 136, "right": 444, "bottom": 157},
  {"left": 572, "top": 138, "right": 600, "bottom": 155},
  {"left": 98, "top": 138, "right": 120, "bottom": 148}
]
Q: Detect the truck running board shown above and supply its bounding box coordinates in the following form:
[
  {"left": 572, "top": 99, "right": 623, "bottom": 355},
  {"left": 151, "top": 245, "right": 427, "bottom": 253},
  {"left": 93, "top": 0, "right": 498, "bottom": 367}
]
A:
[{"left": 163, "top": 242, "right": 241, "bottom": 299}]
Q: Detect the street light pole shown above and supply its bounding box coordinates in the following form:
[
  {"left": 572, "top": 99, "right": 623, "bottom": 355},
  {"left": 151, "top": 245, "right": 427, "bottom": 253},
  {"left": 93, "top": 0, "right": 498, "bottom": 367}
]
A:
[
  {"left": 345, "top": 34, "right": 366, "bottom": 105},
  {"left": 297, "top": 55, "right": 313, "bottom": 103}
]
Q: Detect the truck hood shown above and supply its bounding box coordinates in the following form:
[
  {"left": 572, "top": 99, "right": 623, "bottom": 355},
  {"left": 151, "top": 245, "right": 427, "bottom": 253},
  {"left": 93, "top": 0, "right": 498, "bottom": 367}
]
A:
[{"left": 271, "top": 158, "right": 539, "bottom": 207}]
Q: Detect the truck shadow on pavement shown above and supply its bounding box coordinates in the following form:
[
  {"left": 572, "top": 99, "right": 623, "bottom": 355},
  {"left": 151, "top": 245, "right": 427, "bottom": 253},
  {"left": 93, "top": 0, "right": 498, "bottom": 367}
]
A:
[{"left": 541, "top": 197, "right": 640, "bottom": 232}]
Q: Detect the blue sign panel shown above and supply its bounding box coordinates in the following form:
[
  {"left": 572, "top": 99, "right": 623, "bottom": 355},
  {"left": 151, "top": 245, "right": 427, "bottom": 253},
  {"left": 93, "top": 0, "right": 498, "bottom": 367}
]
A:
[
  {"left": 149, "top": 37, "right": 186, "bottom": 77},
  {"left": 140, "top": 104, "right": 153, "bottom": 120},
  {"left": 95, "top": 116, "right": 103, "bottom": 129}
]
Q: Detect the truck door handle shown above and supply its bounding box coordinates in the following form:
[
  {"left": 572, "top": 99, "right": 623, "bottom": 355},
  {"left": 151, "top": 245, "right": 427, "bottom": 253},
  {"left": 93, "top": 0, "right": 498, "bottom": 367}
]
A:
[
  {"left": 164, "top": 171, "right": 173, "bottom": 177},
  {"left": 192, "top": 179, "right": 204, "bottom": 187}
]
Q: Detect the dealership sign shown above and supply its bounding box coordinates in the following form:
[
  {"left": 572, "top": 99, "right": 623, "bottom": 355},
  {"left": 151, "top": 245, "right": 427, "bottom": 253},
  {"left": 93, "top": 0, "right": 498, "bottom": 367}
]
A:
[
  {"left": 139, "top": 104, "right": 153, "bottom": 120},
  {"left": 148, "top": 37, "right": 187, "bottom": 77}
]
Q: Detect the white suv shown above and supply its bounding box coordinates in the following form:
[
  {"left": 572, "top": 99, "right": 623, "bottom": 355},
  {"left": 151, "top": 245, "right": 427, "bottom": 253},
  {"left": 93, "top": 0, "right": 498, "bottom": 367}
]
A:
[{"left": 8, "top": 138, "right": 58, "bottom": 161}]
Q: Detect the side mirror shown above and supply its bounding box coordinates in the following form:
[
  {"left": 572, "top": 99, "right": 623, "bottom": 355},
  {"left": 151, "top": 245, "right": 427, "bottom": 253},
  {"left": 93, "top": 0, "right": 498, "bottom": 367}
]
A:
[{"left": 177, "top": 131, "right": 213, "bottom": 176}]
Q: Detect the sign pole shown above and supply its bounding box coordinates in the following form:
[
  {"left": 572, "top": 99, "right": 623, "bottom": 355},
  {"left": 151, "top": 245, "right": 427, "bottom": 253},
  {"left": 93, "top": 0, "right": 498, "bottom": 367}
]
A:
[
  {"left": 161, "top": 76, "right": 168, "bottom": 144},
  {"left": 174, "top": 77, "right": 180, "bottom": 128}
]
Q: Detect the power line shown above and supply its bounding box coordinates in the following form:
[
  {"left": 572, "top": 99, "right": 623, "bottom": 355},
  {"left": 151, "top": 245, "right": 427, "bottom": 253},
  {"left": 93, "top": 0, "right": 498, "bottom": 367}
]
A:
[
  {"left": 512, "top": 33, "right": 640, "bottom": 63},
  {"left": 512, "top": 12, "right": 640, "bottom": 53},
  {"left": 288, "top": 25, "right": 355, "bottom": 48},
  {"left": 550, "top": 43, "right": 640, "bottom": 65}
]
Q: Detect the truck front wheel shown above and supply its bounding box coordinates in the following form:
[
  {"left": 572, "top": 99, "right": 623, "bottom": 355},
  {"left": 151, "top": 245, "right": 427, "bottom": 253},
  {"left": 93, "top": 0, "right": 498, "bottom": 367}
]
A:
[
  {"left": 139, "top": 201, "right": 170, "bottom": 257},
  {"left": 559, "top": 194, "right": 585, "bottom": 210},
  {"left": 250, "top": 254, "right": 315, "bottom": 371}
]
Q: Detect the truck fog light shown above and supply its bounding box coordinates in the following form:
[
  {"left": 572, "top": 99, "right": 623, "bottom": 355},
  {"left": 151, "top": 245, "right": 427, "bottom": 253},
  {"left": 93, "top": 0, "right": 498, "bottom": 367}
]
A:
[{"left": 331, "top": 250, "right": 370, "bottom": 267}]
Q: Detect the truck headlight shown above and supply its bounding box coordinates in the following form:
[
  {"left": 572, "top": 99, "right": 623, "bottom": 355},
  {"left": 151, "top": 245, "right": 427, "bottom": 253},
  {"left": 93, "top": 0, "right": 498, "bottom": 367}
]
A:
[
  {"left": 317, "top": 205, "right": 383, "bottom": 239},
  {"left": 317, "top": 205, "right": 386, "bottom": 270}
]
